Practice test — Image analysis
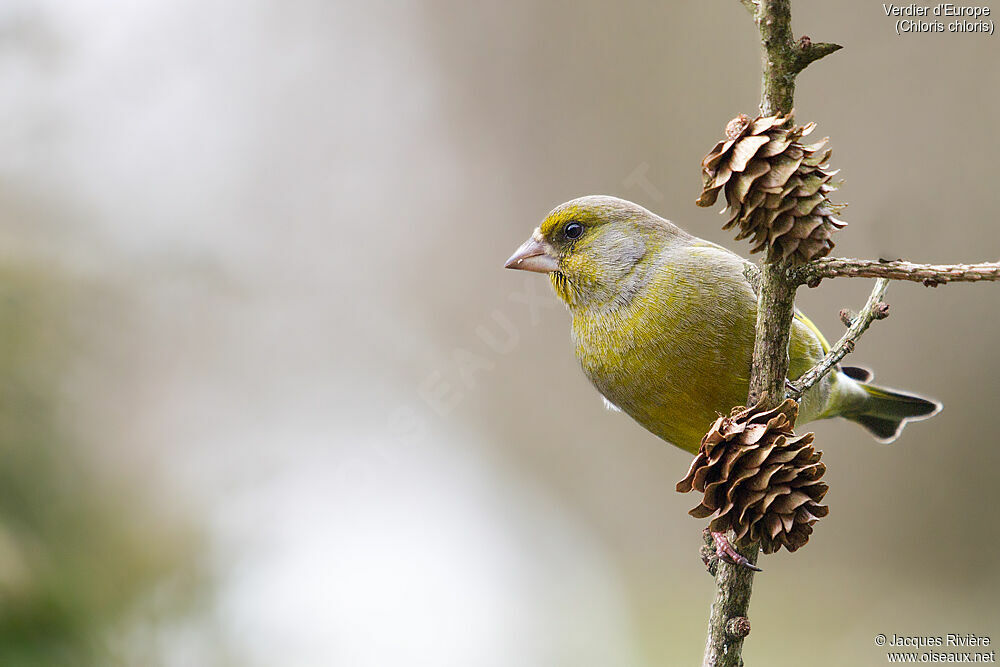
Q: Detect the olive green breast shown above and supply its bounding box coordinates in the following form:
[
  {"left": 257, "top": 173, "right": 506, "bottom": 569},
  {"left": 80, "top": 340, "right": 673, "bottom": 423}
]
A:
[{"left": 569, "top": 243, "right": 828, "bottom": 453}]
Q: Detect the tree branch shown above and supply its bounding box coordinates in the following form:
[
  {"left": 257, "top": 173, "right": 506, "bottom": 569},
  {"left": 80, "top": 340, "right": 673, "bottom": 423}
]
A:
[
  {"left": 757, "top": 0, "right": 796, "bottom": 117},
  {"left": 700, "top": 2, "right": 994, "bottom": 665},
  {"left": 790, "top": 257, "right": 1000, "bottom": 287},
  {"left": 703, "top": 539, "right": 758, "bottom": 664},
  {"left": 787, "top": 279, "right": 890, "bottom": 399},
  {"left": 701, "top": 2, "right": 833, "bottom": 666},
  {"left": 754, "top": 2, "right": 841, "bottom": 116},
  {"left": 792, "top": 37, "right": 842, "bottom": 73}
]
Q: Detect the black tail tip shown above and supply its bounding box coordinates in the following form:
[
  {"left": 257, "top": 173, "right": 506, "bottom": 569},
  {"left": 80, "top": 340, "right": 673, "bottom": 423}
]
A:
[
  {"left": 854, "top": 394, "right": 942, "bottom": 444},
  {"left": 855, "top": 414, "right": 909, "bottom": 442},
  {"left": 908, "top": 395, "right": 942, "bottom": 418}
]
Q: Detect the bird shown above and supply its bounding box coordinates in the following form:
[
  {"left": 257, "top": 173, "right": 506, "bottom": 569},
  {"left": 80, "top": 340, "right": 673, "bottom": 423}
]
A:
[{"left": 504, "top": 195, "right": 940, "bottom": 455}]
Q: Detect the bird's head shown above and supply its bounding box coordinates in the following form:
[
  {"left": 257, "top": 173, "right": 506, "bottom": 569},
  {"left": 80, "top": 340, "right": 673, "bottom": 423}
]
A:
[{"left": 505, "top": 195, "right": 687, "bottom": 308}]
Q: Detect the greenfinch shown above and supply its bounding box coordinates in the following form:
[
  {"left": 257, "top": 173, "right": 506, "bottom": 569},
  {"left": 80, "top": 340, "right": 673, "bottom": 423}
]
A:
[{"left": 505, "top": 195, "right": 939, "bottom": 454}]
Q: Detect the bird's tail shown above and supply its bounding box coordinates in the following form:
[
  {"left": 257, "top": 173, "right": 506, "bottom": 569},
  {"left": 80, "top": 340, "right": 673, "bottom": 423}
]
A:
[{"left": 844, "top": 382, "right": 941, "bottom": 443}]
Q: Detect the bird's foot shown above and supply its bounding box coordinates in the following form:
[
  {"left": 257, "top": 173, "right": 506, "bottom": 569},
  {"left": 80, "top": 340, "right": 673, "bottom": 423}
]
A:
[{"left": 710, "top": 531, "right": 762, "bottom": 572}]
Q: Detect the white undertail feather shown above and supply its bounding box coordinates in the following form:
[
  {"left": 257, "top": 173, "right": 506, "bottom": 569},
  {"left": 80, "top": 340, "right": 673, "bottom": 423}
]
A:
[{"left": 602, "top": 395, "right": 622, "bottom": 412}]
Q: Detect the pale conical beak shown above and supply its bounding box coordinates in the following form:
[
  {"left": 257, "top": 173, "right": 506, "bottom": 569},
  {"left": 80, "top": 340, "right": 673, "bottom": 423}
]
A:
[{"left": 504, "top": 233, "right": 558, "bottom": 273}]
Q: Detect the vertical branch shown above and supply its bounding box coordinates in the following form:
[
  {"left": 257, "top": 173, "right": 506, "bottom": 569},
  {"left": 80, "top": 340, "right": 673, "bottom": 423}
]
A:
[
  {"left": 702, "top": 2, "right": 840, "bottom": 666},
  {"left": 757, "top": 0, "right": 796, "bottom": 117},
  {"left": 748, "top": 261, "right": 798, "bottom": 405},
  {"left": 702, "top": 542, "right": 757, "bottom": 666}
]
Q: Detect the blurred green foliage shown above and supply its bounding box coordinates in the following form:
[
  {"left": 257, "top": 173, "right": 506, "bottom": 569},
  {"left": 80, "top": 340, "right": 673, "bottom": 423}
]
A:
[{"left": 0, "top": 263, "right": 206, "bottom": 666}]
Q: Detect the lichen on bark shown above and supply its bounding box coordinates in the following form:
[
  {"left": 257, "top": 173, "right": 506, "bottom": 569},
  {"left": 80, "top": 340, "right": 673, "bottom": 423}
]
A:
[{"left": 701, "top": 2, "right": 841, "bottom": 666}]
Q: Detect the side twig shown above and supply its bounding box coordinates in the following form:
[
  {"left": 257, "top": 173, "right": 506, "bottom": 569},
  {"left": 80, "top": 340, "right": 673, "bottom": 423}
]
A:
[
  {"left": 755, "top": 0, "right": 841, "bottom": 115},
  {"left": 793, "top": 38, "right": 842, "bottom": 73},
  {"left": 787, "top": 279, "right": 890, "bottom": 399},
  {"left": 791, "top": 257, "right": 1000, "bottom": 287}
]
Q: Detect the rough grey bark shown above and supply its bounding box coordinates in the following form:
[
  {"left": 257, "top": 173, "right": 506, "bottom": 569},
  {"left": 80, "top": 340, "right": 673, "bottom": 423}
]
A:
[
  {"left": 743, "top": 0, "right": 842, "bottom": 118},
  {"left": 790, "top": 257, "right": 1000, "bottom": 287},
  {"left": 698, "top": 4, "right": 1000, "bottom": 666},
  {"left": 701, "top": 2, "right": 840, "bottom": 666}
]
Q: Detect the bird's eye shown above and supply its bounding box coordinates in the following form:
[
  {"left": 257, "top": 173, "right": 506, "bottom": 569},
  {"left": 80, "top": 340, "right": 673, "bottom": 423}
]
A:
[{"left": 564, "top": 222, "right": 584, "bottom": 240}]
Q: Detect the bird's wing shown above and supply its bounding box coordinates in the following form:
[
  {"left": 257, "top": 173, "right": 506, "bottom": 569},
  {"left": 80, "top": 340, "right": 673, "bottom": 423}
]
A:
[
  {"left": 793, "top": 309, "right": 831, "bottom": 354},
  {"left": 689, "top": 240, "right": 832, "bottom": 354}
]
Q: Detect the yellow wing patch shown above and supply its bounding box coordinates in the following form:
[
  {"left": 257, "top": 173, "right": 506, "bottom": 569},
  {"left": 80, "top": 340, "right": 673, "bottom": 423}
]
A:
[{"left": 793, "top": 309, "right": 831, "bottom": 353}]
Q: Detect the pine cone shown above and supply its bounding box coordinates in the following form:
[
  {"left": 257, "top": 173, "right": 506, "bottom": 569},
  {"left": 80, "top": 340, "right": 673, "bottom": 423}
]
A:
[
  {"left": 696, "top": 113, "right": 846, "bottom": 264},
  {"left": 676, "top": 398, "right": 829, "bottom": 554}
]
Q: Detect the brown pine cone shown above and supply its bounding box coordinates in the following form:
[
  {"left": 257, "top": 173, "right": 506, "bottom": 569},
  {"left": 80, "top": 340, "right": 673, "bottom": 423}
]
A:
[
  {"left": 676, "top": 398, "right": 829, "bottom": 554},
  {"left": 696, "top": 113, "right": 846, "bottom": 264}
]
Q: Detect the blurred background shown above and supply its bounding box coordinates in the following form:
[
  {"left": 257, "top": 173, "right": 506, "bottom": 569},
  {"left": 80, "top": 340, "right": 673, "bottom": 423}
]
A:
[{"left": 0, "top": 1, "right": 997, "bottom": 665}]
